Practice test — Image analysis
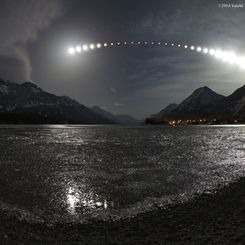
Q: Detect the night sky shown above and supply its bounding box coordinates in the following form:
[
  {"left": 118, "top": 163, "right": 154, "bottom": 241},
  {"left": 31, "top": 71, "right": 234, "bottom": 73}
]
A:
[{"left": 0, "top": 0, "right": 245, "bottom": 118}]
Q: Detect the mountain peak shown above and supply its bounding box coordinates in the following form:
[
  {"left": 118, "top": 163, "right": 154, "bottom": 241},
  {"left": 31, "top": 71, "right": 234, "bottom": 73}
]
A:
[
  {"left": 183, "top": 86, "right": 224, "bottom": 106},
  {"left": 158, "top": 85, "right": 225, "bottom": 120},
  {"left": 91, "top": 105, "right": 102, "bottom": 110},
  {"left": 0, "top": 79, "right": 114, "bottom": 124},
  {"left": 192, "top": 86, "right": 212, "bottom": 95},
  {"left": 22, "top": 81, "right": 37, "bottom": 86},
  {"left": 227, "top": 83, "right": 245, "bottom": 102},
  {"left": 149, "top": 83, "right": 245, "bottom": 122}
]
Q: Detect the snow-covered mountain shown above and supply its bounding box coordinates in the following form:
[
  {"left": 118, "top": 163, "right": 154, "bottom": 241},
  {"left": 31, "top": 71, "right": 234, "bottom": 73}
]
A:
[
  {"left": 148, "top": 84, "right": 245, "bottom": 122},
  {"left": 91, "top": 105, "right": 141, "bottom": 125},
  {"left": 0, "top": 79, "right": 114, "bottom": 124},
  {"left": 163, "top": 86, "right": 225, "bottom": 119}
]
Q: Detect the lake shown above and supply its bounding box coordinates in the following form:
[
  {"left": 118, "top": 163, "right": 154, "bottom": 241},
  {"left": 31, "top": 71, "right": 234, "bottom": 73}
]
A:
[{"left": 0, "top": 125, "right": 245, "bottom": 224}]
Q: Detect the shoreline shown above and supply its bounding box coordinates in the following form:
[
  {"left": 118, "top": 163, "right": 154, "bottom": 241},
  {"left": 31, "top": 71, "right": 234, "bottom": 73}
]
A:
[{"left": 1, "top": 178, "right": 245, "bottom": 244}]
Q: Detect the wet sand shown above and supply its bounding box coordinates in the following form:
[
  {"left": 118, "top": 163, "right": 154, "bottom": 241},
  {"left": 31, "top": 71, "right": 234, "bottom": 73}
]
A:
[{"left": 1, "top": 178, "right": 245, "bottom": 244}]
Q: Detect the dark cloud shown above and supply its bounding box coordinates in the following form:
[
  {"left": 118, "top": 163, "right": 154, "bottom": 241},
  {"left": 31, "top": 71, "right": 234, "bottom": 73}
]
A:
[
  {"left": 1, "top": 0, "right": 245, "bottom": 118},
  {"left": 0, "top": 54, "right": 28, "bottom": 82},
  {"left": 119, "top": 0, "right": 245, "bottom": 117},
  {"left": 0, "top": 0, "right": 65, "bottom": 81}
]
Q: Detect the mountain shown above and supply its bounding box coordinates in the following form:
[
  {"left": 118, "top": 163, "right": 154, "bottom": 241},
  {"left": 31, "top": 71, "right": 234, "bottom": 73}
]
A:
[
  {"left": 0, "top": 79, "right": 114, "bottom": 124},
  {"left": 90, "top": 105, "right": 118, "bottom": 123},
  {"left": 115, "top": 114, "right": 141, "bottom": 125},
  {"left": 163, "top": 86, "right": 225, "bottom": 119},
  {"left": 217, "top": 84, "right": 245, "bottom": 120},
  {"left": 153, "top": 103, "right": 178, "bottom": 118},
  {"left": 148, "top": 84, "right": 245, "bottom": 123},
  {"left": 91, "top": 105, "right": 141, "bottom": 125}
]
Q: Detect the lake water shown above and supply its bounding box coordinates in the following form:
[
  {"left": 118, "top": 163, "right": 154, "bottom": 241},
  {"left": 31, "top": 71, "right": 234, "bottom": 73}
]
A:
[{"left": 0, "top": 125, "right": 245, "bottom": 224}]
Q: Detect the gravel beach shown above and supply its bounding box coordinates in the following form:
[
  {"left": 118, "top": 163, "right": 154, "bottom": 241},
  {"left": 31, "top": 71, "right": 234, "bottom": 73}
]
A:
[{"left": 1, "top": 177, "right": 245, "bottom": 244}]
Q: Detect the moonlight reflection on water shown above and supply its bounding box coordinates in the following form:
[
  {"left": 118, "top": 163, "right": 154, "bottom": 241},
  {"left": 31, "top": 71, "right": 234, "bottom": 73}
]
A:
[
  {"left": 0, "top": 125, "right": 245, "bottom": 222},
  {"left": 66, "top": 183, "right": 109, "bottom": 215},
  {"left": 67, "top": 186, "right": 80, "bottom": 215}
]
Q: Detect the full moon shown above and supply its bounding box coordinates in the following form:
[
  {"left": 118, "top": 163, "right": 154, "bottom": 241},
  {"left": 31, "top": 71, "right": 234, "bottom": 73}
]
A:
[{"left": 68, "top": 47, "right": 75, "bottom": 55}]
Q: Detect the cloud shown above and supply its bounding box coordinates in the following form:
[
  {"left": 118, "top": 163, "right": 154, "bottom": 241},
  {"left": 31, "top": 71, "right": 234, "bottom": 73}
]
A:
[
  {"left": 110, "top": 87, "right": 117, "bottom": 93},
  {"left": 123, "top": 0, "right": 245, "bottom": 112},
  {"left": 137, "top": 0, "right": 245, "bottom": 51},
  {"left": 0, "top": 0, "right": 65, "bottom": 81},
  {"left": 114, "top": 102, "right": 124, "bottom": 107}
]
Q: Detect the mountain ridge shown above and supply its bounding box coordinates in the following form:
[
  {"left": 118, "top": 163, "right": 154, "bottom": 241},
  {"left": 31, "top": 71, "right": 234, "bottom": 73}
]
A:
[
  {"left": 91, "top": 105, "right": 140, "bottom": 125},
  {"left": 153, "top": 103, "right": 178, "bottom": 119},
  {"left": 0, "top": 79, "right": 115, "bottom": 124},
  {"left": 163, "top": 86, "right": 225, "bottom": 120},
  {"left": 148, "top": 84, "right": 245, "bottom": 123}
]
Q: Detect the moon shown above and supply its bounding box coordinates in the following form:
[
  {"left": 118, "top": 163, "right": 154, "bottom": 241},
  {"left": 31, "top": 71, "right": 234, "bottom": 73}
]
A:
[{"left": 67, "top": 41, "right": 245, "bottom": 70}]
